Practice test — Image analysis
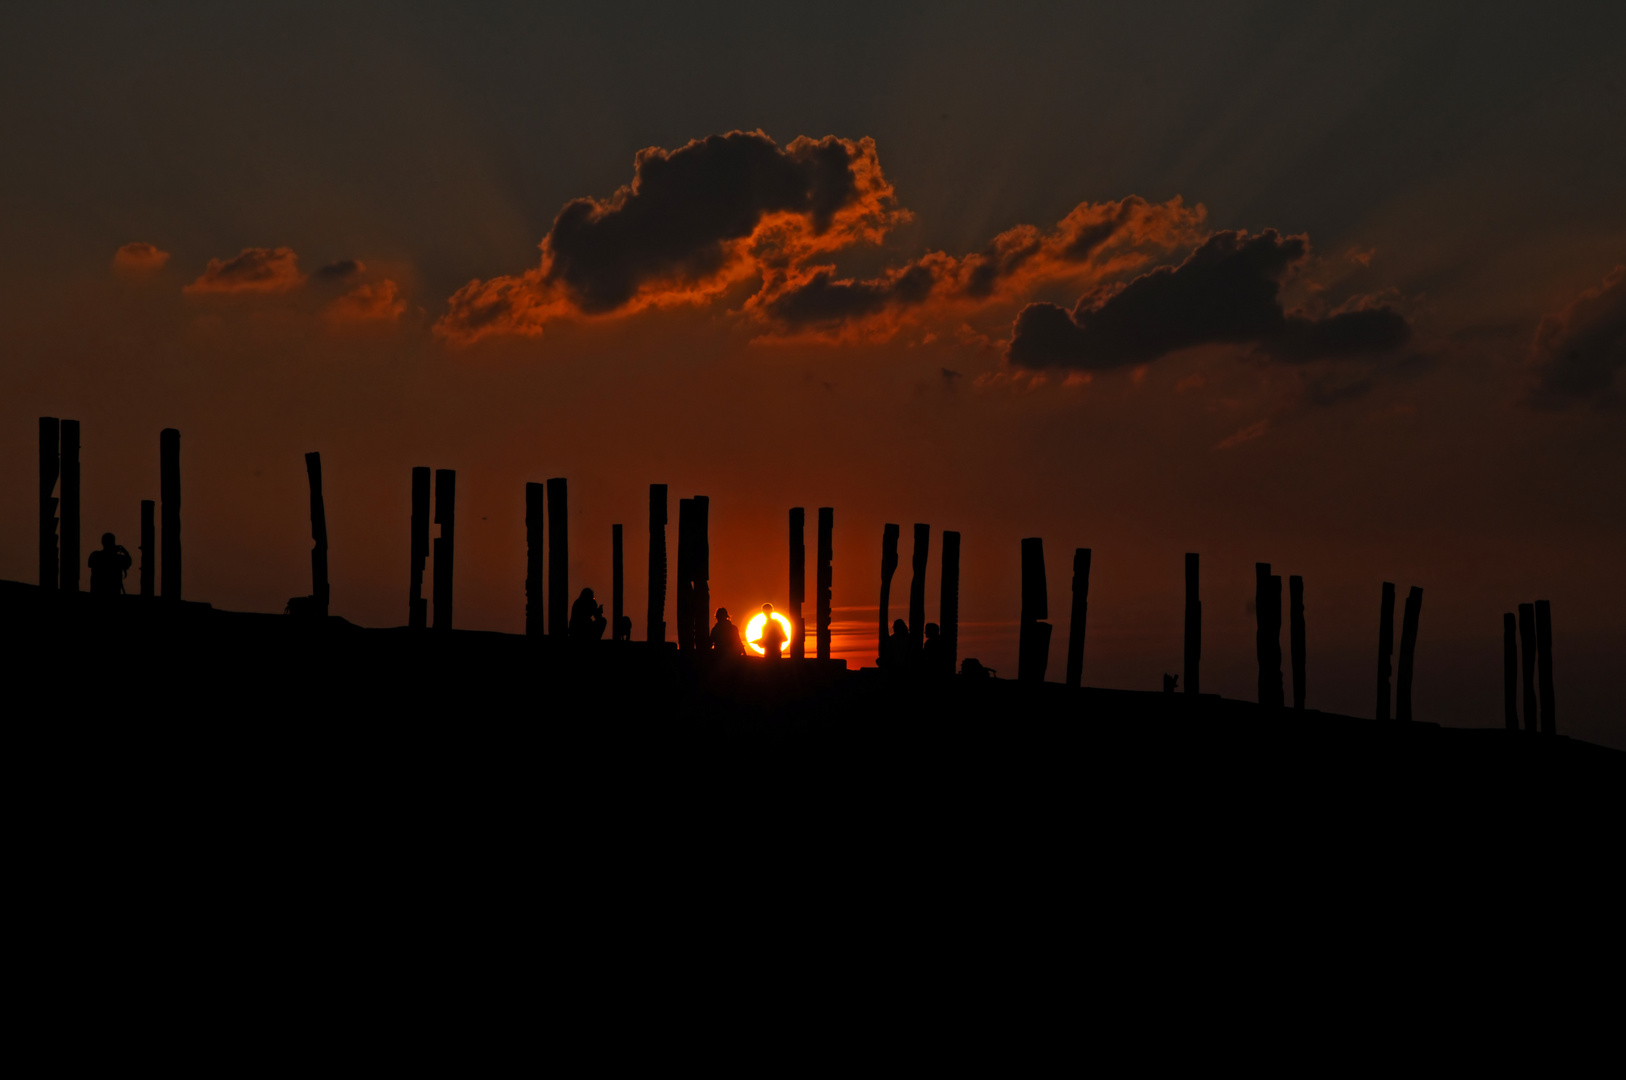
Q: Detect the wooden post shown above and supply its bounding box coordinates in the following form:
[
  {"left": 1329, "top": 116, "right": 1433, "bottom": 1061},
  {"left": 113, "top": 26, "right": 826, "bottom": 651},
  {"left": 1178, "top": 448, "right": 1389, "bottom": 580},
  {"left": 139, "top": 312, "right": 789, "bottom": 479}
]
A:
[
  {"left": 1375, "top": 582, "right": 1396, "bottom": 720},
  {"left": 525, "top": 482, "right": 544, "bottom": 636},
  {"left": 432, "top": 469, "right": 455, "bottom": 630},
  {"left": 1396, "top": 586, "right": 1423, "bottom": 722},
  {"left": 1066, "top": 547, "right": 1091, "bottom": 689},
  {"left": 1502, "top": 613, "right": 1518, "bottom": 730},
  {"left": 160, "top": 428, "right": 181, "bottom": 602},
  {"left": 647, "top": 485, "right": 667, "bottom": 644},
  {"left": 816, "top": 507, "right": 833, "bottom": 660},
  {"left": 1019, "top": 537, "right": 1051, "bottom": 683},
  {"left": 940, "top": 530, "right": 961, "bottom": 677},
  {"left": 409, "top": 467, "right": 430, "bottom": 629},
  {"left": 789, "top": 509, "right": 806, "bottom": 660},
  {"left": 693, "top": 496, "right": 710, "bottom": 650},
  {"left": 908, "top": 524, "right": 929, "bottom": 651},
  {"left": 547, "top": 477, "right": 568, "bottom": 637},
  {"left": 878, "top": 524, "right": 900, "bottom": 659},
  {"left": 1183, "top": 553, "right": 1200, "bottom": 695},
  {"left": 1518, "top": 604, "right": 1538, "bottom": 732},
  {"left": 59, "top": 420, "right": 80, "bottom": 594},
  {"left": 675, "top": 498, "right": 694, "bottom": 650},
  {"left": 1535, "top": 600, "right": 1556, "bottom": 735},
  {"left": 612, "top": 524, "right": 624, "bottom": 640},
  {"left": 1257, "top": 564, "right": 1283, "bottom": 710},
  {"left": 139, "top": 500, "right": 155, "bottom": 598},
  {"left": 1289, "top": 574, "right": 1306, "bottom": 710},
  {"left": 38, "top": 417, "right": 58, "bottom": 590},
  {"left": 305, "top": 452, "right": 329, "bottom": 617}
]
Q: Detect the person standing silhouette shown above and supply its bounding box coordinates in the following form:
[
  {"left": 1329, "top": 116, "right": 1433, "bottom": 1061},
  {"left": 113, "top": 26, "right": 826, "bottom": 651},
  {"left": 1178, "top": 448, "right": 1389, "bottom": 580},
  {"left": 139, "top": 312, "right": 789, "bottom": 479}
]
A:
[
  {"left": 710, "top": 607, "right": 744, "bottom": 657},
  {"left": 759, "top": 603, "right": 786, "bottom": 661},
  {"left": 88, "top": 532, "right": 131, "bottom": 597}
]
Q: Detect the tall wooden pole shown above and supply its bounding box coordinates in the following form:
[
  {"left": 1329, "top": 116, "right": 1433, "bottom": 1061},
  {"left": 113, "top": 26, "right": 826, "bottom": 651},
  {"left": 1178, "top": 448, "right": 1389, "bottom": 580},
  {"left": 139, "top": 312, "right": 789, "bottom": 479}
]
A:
[
  {"left": 878, "top": 524, "right": 900, "bottom": 659},
  {"left": 1375, "top": 582, "right": 1396, "bottom": 720},
  {"left": 1257, "top": 564, "right": 1283, "bottom": 710},
  {"left": 1183, "top": 553, "right": 1200, "bottom": 695},
  {"left": 409, "top": 467, "right": 430, "bottom": 629},
  {"left": 525, "top": 482, "right": 544, "bottom": 636},
  {"left": 59, "top": 420, "right": 80, "bottom": 594},
  {"left": 908, "top": 524, "right": 929, "bottom": 651},
  {"left": 547, "top": 477, "right": 568, "bottom": 637},
  {"left": 789, "top": 508, "right": 806, "bottom": 660},
  {"left": 1518, "top": 603, "right": 1538, "bottom": 732},
  {"left": 1289, "top": 574, "right": 1306, "bottom": 710},
  {"left": 160, "top": 428, "right": 181, "bottom": 602},
  {"left": 612, "top": 523, "right": 624, "bottom": 640},
  {"left": 38, "top": 417, "right": 58, "bottom": 590},
  {"left": 647, "top": 485, "right": 667, "bottom": 644},
  {"left": 1535, "top": 600, "right": 1556, "bottom": 735},
  {"left": 816, "top": 507, "right": 833, "bottom": 660},
  {"left": 940, "top": 530, "right": 961, "bottom": 677},
  {"left": 139, "top": 500, "right": 155, "bottom": 598},
  {"left": 432, "top": 469, "right": 455, "bottom": 630},
  {"left": 1066, "top": 547, "right": 1091, "bottom": 689},
  {"left": 1502, "top": 613, "right": 1519, "bottom": 730},
  {"left": 1396, "top": 586, "right": 1423, "bottom": 722},
  {"left": 1018, "top": 538, "right": 1052, "bottom": 683},
  {"left": 305, "top": 452, "right": 328, "bottom": 617},
  {"left": 692, "top": 496, "right": 710, "bottom": 650},
  {"left": 675, "top": 498, "right": 694, "bottom": 650}
]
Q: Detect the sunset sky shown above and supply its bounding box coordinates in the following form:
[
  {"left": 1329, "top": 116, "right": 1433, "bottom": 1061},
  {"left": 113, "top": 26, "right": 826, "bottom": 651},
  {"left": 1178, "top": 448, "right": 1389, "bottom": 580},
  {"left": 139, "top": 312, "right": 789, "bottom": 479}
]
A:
[{"left": 3, "top": 3, "right": 1622, "bottom": 745}]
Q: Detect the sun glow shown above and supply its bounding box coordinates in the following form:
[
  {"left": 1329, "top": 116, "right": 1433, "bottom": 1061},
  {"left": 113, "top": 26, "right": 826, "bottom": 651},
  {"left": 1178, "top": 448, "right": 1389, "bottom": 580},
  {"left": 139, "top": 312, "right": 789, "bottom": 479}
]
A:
[{"left": 745, "top": 612, "right": 794, "bottom": 656}]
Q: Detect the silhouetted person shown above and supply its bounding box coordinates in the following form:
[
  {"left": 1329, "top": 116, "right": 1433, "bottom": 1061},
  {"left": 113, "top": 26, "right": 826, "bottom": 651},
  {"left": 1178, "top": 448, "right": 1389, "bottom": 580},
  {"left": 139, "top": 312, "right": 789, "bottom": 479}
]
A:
[
  {"left": 880, "top": 618, "right": 915, "bottom": 671},
  {"left": 569, "top": 587, "right": 607, "bottom": 640},
  {"left": 88, "top": 532, "right": 131, "bottom": 597},
  {"left": 921, "top": 622, "right": 949, "bottom": 677},
  {"left": 759, "top": 603, "right": 785, "bottom": 661},
  {"left": 710, "top": 607, "right": 744, "bottom": 657},
  {"left": 613, "top": 614, "right": 633, "bottom": 642},
  {"left": 960, "top": 657, "right": 995, "bottom": 679}
]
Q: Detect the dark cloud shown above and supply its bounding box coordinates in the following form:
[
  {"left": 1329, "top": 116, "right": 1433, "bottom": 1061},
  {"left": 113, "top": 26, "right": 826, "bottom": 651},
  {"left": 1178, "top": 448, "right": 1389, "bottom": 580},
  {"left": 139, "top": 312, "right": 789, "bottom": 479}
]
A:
[
  {"left": 758, "top": 261, "right": 940, "bottom": 327},
  {"left": 317, "top": 259, "right": 365, "bottom": 280},
  {"left": 184, "top": 247, "right": 304, "bottom": 295},
  {"left": 1007, "top": 230, "right": 1409, "bottom": 369},
  {"left": 1529, "top": 265, "right": 1626, "bottom": 403}
]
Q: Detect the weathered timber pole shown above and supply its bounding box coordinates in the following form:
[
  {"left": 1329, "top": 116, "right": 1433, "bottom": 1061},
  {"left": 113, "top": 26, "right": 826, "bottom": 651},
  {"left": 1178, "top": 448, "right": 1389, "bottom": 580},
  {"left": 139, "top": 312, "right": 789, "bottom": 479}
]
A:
[
  {"left": 1396, "top": 586, "right": 1422, "bottom": 722},
  {"left": 878, "top": 523, "right": 900, "bottom": 658},
  {"left": 139, "top": 500, "right": 155, "bottom": 598},
  {"left": 1257, "top": 563, "right": 1283, "bottom": 709},
  {"left": 1289, "top": 574, "right": 1306, "bottom": 710},
  {"left": 547, "top": 477, "right": 568, "bottom": 637},
  {"left": 675, "top": 498, "right": 694, "bottom": 650},
  {"left": 1535, "top": 600, "right": 1556, "bottom": 735},
  {"left": 60, "top": 419, "right": 80, "bottom": 594},
  {"left": 432, "top": 469, "right": 455, "bottom": 630},
  {"left": 1066, "top": 547, "right": 1091, "bottom": 689},
  {"left": 1502, "top": 613, "right": 1519, "bottom": 730},
  {"left": 1019, "top": 537, "right": 1052, "bottom": 684},
  {"left": 409, "top": 467, "right": 430, "bottom": 629},
  {"left": 160, "top": 428, "right": 181, "bottom": 602},
  {"left": 816, "top": 507, "right": 833, "bottom": 660},
  {"left": 525, "top": 482, "right": 544, "bottom": 636},
  {"left": 692, "top": 496, "right": 710, "bottom": 650},
  {"left": 612, "top": 524, "right": 624, "bottom": 640},
  {"left": 1183, "top": 553, "right": 1200, "bottom": 695},
  {"left": 940, "top": 530, "right": 961, "bottom": 678},
  {"left": 305, "top": 452, "right": 329, "bottom": 617},
  {"left": 789, "top": 508, "right": 806, "bottom": 660},
  {"left": 908, "top": 524, "right": 930, "bottom": 651},
  {"left": 647, "top": 485, "right": 667, "bottom": 643},
  {"left": 1518, "top": 603, "right": 1537, "bottom": 732},
  {"left": 1375, "top": 582, "right": 1396, "bottom": 720},
  {"left": 39, "top": 417, "right": 59, "bottom": 590}
]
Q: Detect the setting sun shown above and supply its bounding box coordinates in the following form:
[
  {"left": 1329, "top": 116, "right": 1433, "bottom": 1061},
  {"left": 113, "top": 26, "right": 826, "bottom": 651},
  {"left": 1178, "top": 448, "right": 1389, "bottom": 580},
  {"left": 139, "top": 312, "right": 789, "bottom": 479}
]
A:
[{"left": 745, "top": 611, "right": 794, "bottom": 656}]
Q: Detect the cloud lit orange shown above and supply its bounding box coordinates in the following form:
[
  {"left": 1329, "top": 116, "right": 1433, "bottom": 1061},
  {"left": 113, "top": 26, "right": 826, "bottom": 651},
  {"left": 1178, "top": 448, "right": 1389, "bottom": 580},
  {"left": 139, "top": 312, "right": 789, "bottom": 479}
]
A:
[
  {"left": 325, "top": 279, "right": 406, "bottom": 325},
  {"left": 113, "top": 242, "right": 171, "bottom": 275},
  {"left": 184, "top": 246, "right": 305, "bottom": 295}
]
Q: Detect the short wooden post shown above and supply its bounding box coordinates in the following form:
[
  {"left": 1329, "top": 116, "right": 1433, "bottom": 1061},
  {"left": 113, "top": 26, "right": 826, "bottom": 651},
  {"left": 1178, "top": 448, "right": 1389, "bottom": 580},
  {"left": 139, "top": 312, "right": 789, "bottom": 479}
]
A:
[
  {"left": 409, "top": 467, "right": 430, "bottom": 629},
  {"left": 1518, "top": 603, "right": 1537, "bottom": 732},
  {"left": 60, "top": 420, "right": 80, "bottom": 594},
  {"left": 1502, "top": 613, "right": 1518, "bottom": 730},
  {"left": 612, "top": 524, "right": 624, "bottom": 640},
  {"left": 789, "top": 509, "right": 806, "bottom": 660},
  {"left": 139, "top": 500, "right": 155, "bottom": 598},
  {"left": 432, "top": 469, "right": 455, "bottom": 630},
  {"left": 1065, "top": 547, "right": 1091, "bottom": 689},
  {"left": 38, "top": 417, "right": 58, "bottom": 590},
  {"left": 879, "top": 523, "right": 900, "bottom": 658},
  {"left": 305, "top": 452, "right": 329, "bottom": 617},
  {"left": 1535, "top": 600, "right": 1556, "bottom": 735},
  {"left": 1019, "top": 537, "right": 1051, "bottom": 683},
  {"left": 160, "top": 428, "right": 181, "bottom": 602},
  {"left": 1375, "top": 582, "right": 1396, "bottom": 720},
  {"left": 547, "top": 477, "right": 568, "bottom": 637},
  {"left": 940, "top": 530, "right": 961, "bottom": 677},
  {"left": 1396, "top": 586, "right": 1422, "bottom": 722},
  {"left": 908, "top": 523, "right": 929, "bottom": 651},
  {"left": 647, "top": 485, "right": 667, "bottom": 644},
  {"left": 816, "top": 508, "right": 833, "bottom": 660},
  {"left": 1289, "top": 574, "right": 1306, "bottom": 710},
  {"left": 525, "top": 483, "right": 544, "bottom": 636},
  {"left": 1183, "top": 553, "right": 1200, "bottom": 695}
]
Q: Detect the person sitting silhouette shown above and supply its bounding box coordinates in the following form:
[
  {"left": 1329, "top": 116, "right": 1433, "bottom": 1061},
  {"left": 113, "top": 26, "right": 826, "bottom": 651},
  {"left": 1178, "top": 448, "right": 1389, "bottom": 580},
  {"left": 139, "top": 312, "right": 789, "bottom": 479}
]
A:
[
  {"left": 921, "top": 621, "right": 948, "bottom": 677},
  {"left": 613, "top": 614, "right": 633, "bottom": 642},
  {"left": 880, "top": 618, "right": 915, "bottom": 671},
  {"left": 87, "top": 532, "right": 131, "bottom": 597},
  {"left": 568, "top": 587, "right": 607, "bottom": 640},
  {"left": 710, "top": 607, "right": 744, "bottom": 657},
  {"left": 758, "top": 603, "right": 785, "bottom": 661}
]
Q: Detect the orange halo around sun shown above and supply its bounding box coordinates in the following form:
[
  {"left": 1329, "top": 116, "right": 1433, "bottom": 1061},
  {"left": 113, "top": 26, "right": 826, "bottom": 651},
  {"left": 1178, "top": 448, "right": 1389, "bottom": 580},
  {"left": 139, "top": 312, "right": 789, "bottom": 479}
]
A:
[{"left": 744, "top": 612, "right": 794, "bottom": 656}]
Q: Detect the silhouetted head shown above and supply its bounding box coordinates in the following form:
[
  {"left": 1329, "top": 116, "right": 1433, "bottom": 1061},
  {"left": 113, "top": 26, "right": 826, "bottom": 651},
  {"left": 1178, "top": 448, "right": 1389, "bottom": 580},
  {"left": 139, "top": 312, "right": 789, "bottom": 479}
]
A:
[
  {"left": 893, "top": 619, "right": 908, "bottom": 635},
  {"left": 925, "top": 622, "right": 940, "bottom": 640},
  {"left": 101, "top": 532, "right": 116, "bottom": 550},
  {"left": 762, "top": 603, "right": 773, "bottom": 615},
  {"left": 716, "top": 607, "right": 728, "bottom": 622},
  {"left": 579, "top": 588, "right": 594, "bottom": 600}
]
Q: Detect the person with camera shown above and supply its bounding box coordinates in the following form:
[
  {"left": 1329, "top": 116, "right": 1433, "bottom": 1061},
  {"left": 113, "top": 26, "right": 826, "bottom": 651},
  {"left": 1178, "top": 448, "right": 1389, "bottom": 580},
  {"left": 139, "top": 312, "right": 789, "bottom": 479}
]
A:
[{"left": 88, "top": 532, "right": 132, "bottom": 597}]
